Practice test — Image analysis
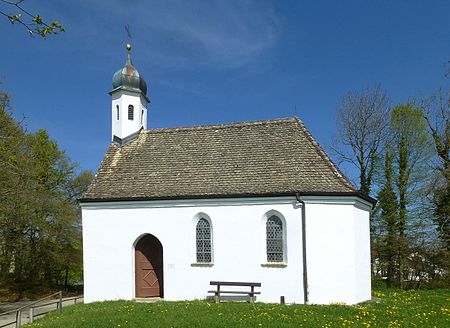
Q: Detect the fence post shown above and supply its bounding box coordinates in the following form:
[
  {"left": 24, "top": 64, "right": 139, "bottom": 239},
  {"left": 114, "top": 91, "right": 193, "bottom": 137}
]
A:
[
  {"left": 29, "top": 307, "right": 34, "bottom": 323},
  {"left": 16, "top": 310, "right": 21, "bottom": 328},
  {"left": 59, "top": 291, "right": 63, "bottom": 312}
]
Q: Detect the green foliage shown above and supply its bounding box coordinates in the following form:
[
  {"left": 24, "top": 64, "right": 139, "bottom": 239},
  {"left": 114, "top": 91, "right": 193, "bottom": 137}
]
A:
[
  {"left": 390, "top": 103, "right": 430, "bottom": 205},
  {"left": 424, "top": 91, "right": 450, "bottom": 252},
  {"left": 24, "top": 290, "right": 450, "bottom": 328},
  {"left": 0, "top": 96, "right": 92, "bottom": 297},
  {"left": 0, "top": 0, "right": 64, "bottom": 38},
  {"left": 435, "top": 186, "right": 450, "bottom": 249},
  {"left": 35, "top": 21, "right": 65, "bottom": 38},
  {"left": 371, "top": 103, "right": 438, "bottom": 288},
  {"left": 377, "top": 150, "right": 399, "bottom": 288},
  {"left": 335, "top": 83, "right": 448, "bottom": 288}
]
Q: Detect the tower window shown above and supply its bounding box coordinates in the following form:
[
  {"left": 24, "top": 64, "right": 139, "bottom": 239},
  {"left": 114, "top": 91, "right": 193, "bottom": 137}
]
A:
[
  {"left": 116, "top": 105, "right": 119, "bottom": 120},
  {"left": 128, "top": 105, "right": 134, "bottom": 120}
]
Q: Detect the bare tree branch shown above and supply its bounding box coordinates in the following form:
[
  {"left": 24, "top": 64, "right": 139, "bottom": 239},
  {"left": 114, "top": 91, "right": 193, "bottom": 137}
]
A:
[{"left": 333, "top": 84, "right": 390, "bottom": 195}]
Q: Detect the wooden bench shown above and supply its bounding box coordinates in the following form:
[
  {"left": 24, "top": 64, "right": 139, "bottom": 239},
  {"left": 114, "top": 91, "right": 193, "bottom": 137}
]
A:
[{"left": 208, "top": 281, "right": 261, "bottom": 303}]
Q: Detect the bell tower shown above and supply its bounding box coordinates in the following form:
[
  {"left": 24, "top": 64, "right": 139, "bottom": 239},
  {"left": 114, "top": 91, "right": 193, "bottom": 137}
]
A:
[{"left": 110, "top": 44, "right": 149, "bottom": 144}]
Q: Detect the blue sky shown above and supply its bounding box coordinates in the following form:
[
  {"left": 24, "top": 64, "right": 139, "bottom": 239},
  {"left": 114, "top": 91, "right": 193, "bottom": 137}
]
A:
[{"left": 2, "top": 0, "right": 449, "bottom": 183}]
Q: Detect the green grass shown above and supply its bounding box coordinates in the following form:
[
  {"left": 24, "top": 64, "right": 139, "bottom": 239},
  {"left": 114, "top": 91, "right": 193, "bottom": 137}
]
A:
[{"left": 25, "top": 289, "right": 449, "bottom": 327}]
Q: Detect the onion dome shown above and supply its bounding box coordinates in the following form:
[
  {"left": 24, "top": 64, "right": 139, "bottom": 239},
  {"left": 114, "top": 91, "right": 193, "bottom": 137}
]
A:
[{"left": 111, "top": 44, "right": 148, "bottom": 99}]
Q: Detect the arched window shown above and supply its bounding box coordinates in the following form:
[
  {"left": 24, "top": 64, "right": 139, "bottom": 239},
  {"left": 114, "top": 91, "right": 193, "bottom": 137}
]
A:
[
  {"left": 196, "top": 218, "right": 212, "bottom": 263},
  {"left": 128, "top": 105, "right": 134, "bottom": 120},
  {"left": 116, "top": 105, "right": 119, "bottom": 120},
  {"left": 266, "top": 215, "right": 284, "bottom": 262}
]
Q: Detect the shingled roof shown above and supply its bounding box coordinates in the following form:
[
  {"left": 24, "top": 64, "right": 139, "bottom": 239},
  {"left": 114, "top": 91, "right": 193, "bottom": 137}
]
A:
[{"left": 81, "top": 117, "right": 358, "bottom": 201}]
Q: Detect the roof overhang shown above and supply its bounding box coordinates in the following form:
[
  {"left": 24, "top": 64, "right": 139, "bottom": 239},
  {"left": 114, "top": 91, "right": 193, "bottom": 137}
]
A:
[
  {"left": 109, "top": 86, "right": 150, "bottom": 103},
  {"left": 79, "top": 191, "right": 376, "bottom": 208}
]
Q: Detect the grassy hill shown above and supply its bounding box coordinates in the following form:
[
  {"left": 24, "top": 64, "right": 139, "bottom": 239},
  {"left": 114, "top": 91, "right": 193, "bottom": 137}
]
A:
[{"left": 25, "top": 289, "right": 449, "bottom": 327}]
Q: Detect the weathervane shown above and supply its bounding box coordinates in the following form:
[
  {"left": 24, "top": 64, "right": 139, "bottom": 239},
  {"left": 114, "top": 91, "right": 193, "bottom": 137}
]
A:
[{"left": 125, "top": 24, "right": 132, "bottom": 51}]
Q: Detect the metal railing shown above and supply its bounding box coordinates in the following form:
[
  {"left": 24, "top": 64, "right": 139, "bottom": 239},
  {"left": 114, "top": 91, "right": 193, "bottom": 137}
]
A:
[{"left": 0, "top": 291, "right": 83, "bottom": 327}]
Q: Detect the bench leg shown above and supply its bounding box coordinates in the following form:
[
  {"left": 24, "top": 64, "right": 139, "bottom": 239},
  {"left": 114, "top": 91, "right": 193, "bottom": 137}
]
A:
[{"left": 215, "top": 293, "right": 219, "bottom": 304}]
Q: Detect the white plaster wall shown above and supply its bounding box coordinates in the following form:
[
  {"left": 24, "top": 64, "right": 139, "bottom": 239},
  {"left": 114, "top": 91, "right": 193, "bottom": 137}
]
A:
[
  {"left": 82, "top": 197, "right": 304, "bottom": 304},
  {"left": 353, "top": 206, "right": 371, "bottom": 303},
  {"left": 304, "top": 197, "right": 372, "bottom": 305},
  {"left": 82, "top": 196, "right": 372, "bottom": 304},
  {"left": 111, "top": 90, "right": 147, "bottom": 140}
]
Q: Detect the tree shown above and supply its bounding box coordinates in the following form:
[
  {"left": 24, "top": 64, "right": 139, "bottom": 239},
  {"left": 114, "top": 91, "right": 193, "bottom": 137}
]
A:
[
  {"left": 421, "top": 90, "right": 450, "bottom": 251},
  {"left": 377, "top": 148, "right": 399, "bottom": 288},
  {"left": 371, "top": 103, "right": 435, "bottom": 288},
  {"left": 389, "top": 103, "right": 431, "bottom": 287},
  {"left": 334, "top": 84, "right": 390, "bottom": 195},
  {"left": 61, "top": 170, "right": 93, "bottom": 287},
  {"left": 0, "top": 94, "right": 92, "bottom": 295},
  {"left": 334, "top": 82, "right": 448, "bottom": 288},
  {"left": 0, "top": 0, "right": 64, "bottom": 37},
  {"left": 0, "top": 91, "right": 9, "bottom": 109},
  {"left": 0, "top": 92, "right": 29, "bottom": 281}
]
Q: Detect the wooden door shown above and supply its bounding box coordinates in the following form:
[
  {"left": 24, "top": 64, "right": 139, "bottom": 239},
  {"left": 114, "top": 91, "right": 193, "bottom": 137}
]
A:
[{"left": 135, "top": 234, "right": 163, "bottom": 298}]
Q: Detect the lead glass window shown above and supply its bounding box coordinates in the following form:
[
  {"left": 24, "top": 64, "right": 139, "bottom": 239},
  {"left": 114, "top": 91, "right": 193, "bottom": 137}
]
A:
[
  {"left": 266, "top": 215, "right": 284, "bottom": 262},
  {"left": 196, "top": 218, "right": 211, "bottom": 262},
  {"left": 128, "top": 105, "right": 134, "bottom": 120}
]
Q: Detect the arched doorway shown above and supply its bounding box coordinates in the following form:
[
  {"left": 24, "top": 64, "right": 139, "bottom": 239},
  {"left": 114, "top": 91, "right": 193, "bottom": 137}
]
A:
[{"left": 135, "top": 234, "right": 163, "bottom": 298}]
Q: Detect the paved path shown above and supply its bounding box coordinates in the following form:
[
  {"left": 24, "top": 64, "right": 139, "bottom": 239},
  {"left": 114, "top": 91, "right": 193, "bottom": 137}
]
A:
[{"left": 0, "top": 296, "right": 83, "bottom": 327}]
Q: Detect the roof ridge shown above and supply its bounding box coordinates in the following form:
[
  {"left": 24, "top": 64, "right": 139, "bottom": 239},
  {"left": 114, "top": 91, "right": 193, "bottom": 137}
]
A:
[{"left": 143, "top": 117, "right": 298, "bottom": 134}]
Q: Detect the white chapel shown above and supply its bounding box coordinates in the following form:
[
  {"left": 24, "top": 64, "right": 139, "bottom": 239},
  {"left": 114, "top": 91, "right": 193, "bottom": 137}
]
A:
[{"left": 80, "top": 45, "right": 374, "bottom": 305}]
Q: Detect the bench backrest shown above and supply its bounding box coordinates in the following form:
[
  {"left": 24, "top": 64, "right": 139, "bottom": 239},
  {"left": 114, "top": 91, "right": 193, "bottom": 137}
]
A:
[{"left": 210, "top": 281, "right": 261, "bottom": 287}]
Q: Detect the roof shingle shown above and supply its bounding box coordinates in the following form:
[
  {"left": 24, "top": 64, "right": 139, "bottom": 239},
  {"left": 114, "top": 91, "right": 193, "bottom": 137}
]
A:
[{"left": 82, "top": 117, "right": 356, "bottom": 201}]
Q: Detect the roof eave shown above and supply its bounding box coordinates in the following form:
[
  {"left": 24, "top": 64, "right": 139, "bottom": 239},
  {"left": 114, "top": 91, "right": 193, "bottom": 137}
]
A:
[
  {"left": 79, "top": 191, "right": 376, "bottom": 207},
  {"left": 109, "top": 86, "right": 150, "bottom": 103}
]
